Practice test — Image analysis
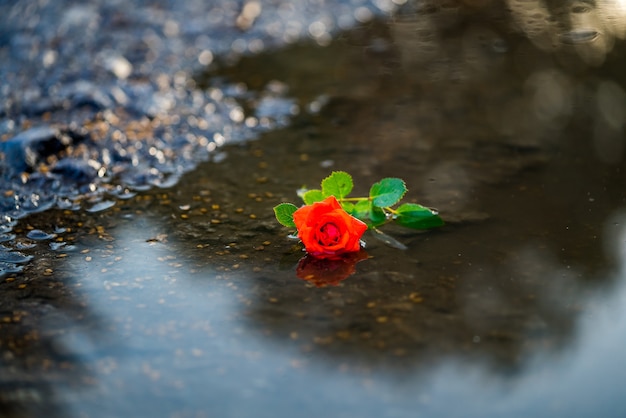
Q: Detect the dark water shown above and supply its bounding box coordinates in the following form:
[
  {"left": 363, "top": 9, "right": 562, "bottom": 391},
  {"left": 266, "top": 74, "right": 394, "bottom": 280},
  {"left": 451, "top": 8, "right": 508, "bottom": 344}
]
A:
[{"left": 2, "top": 1, "right": 626, "bottom": 418}]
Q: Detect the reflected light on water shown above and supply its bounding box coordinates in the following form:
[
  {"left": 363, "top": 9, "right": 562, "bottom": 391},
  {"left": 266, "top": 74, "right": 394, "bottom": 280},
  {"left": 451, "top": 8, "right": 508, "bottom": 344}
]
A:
[
  {"left": 507, "top": 0, "right": 626, "bottom": 65},
  {"left": 296, "top": 221, "right": 626, "bottom": 418},
  {"left": 599, "top": 0, "right": 626, "bottom": 39},
  {"left": 594, "top": 80, "right": 626, "bottom": 164},
  {"left": 526, "top": 69, "right": 573, "bottom": 125},
  {"left": 61, "top": 218, "right": 259, "bottom": 416},
  {"left": 52, "top": 211, "right": 626, "bottom": 417}
]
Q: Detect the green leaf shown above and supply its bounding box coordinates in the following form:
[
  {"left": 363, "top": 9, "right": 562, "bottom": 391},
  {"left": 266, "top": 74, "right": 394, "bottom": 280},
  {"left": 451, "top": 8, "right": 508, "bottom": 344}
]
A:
[
  {"left": 394, "top": 203, "right": 444, "bottom": 229},
  {"left": 341, "top": 201, "right": 355, "bottom": 214},
  {"left": 347, "top": 199, "right": 385, "bottom": 228},
  {"left": 396, "top": 203, "right": 429, "bottom": 214},
  {"left": 370, "top": 178, "right": 407, "bottom": 207},
  {"left": 302, "top": 189, "right": 324, "bottom": 205},
  {"left": 321, "top": 171, "right": 353, "bottom": 199},
  {"left": 369, "top": 206, "right": 388, "bottom": 227},
  {"left": 351, "top": 199, "right": 371, "bottom": 219},
  {"left": 273, "top": 203, "right": 298, "bottom": 228}
]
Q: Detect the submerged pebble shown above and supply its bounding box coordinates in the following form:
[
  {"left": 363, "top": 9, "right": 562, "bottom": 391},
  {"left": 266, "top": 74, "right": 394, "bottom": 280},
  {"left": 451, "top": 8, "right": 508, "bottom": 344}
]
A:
[
  {"left": 0, "top": 261, "right": 24, "bottom": 278},
  {"left": 26, "top": 229, "right": 57, "bottom": 241},
  {"left": 0, "top": 233, "right": 16, "bottom": 242},
  {"left": 50, "top": 241, "right": 76, "bottom": 251},
  {"left": 85, "top": 200, "right": 116, "bottom": 213},
  {"left": 0, "top": 250, "right": 33, "bottom": 264}
]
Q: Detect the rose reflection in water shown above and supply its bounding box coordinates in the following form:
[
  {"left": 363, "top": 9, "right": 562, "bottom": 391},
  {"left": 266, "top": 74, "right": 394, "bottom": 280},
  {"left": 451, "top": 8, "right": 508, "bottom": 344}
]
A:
[{"left": 296, "top": 250, "right": 369, "bottom": 287}]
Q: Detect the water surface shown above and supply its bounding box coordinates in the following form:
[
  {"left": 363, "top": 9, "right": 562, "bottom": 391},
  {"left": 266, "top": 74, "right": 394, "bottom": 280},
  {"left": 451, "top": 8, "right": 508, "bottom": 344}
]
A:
[{"left": 2, "top": 1, "right": 626, "bottom": 418}]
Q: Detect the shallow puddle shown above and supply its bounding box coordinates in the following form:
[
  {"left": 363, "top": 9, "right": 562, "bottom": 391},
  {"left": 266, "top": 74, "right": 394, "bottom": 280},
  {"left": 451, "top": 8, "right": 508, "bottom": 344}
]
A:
[{"left": 2, "top": 2, "right": 626, "bottom": 418}]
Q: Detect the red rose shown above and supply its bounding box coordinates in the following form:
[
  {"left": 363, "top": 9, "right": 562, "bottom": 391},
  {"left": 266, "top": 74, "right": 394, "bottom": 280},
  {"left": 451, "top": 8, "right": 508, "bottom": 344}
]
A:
[{"left": 293, "top": 196, "right": 367, "bottom": 259}]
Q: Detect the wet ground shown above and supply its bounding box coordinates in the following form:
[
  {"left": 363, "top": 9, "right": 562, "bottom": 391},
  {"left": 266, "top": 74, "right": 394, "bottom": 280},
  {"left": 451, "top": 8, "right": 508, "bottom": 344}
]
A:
[{"left": 2, "top": 1, "right": 626, "bottom": 417}]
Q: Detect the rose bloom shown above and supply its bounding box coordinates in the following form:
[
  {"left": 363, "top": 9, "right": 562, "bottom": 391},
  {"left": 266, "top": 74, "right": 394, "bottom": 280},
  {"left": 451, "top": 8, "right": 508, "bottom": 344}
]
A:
[{"left": 293, "top": 196, "right": 367, "bottom": 259}]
